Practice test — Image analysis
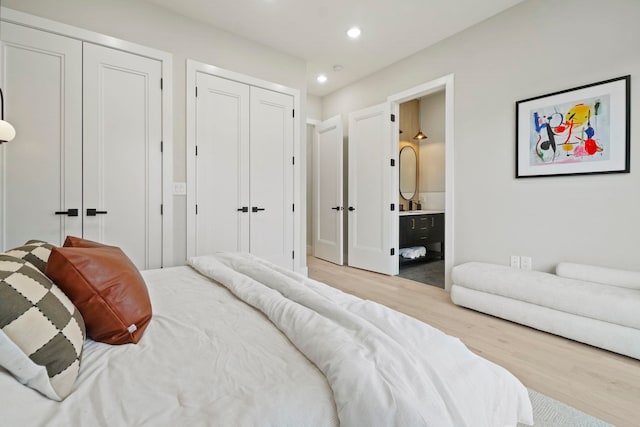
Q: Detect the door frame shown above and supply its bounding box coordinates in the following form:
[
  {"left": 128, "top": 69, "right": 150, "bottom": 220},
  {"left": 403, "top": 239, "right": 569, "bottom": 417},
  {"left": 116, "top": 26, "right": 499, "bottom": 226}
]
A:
[
  {"left": 387, "top": 74, "right": 454, "bottom": 289},
  {"left": 306, "top": 118, "right": 321, "bottom": 256},
  {"left": 185, "top": 60, "right": 303, "bottom": 272},
  {"left": 0, "top": 7, "right": 174, "bottom": 267}
]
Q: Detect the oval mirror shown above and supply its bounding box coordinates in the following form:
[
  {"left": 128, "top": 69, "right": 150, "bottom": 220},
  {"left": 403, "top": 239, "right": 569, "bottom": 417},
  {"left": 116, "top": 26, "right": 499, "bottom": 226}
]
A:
[{"left": 399, "top": 146, "right": 417, "bottom": 200}]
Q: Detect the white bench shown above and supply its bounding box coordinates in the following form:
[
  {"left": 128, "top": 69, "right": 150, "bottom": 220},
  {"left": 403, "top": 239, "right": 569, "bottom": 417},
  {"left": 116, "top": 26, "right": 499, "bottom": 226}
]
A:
[{"left": 450, "top": 262, "right": 640, "bottom": 359}]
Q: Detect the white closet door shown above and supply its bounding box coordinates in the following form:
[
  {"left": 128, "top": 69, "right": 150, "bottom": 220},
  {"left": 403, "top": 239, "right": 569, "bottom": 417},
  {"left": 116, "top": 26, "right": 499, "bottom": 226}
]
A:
[
  {"left": 194, "top": 72, "right": 250, "bottom": 255},
  {"left": 313, "top": 115, "right": 344, "bottom": 265},
  {"left": 82, "top": 43, "right": 163, "bottom": 269},
  {"left": 0, "top": 23, "right": 82, "bottom": 249},
  {"left": 347, "top": 103, "right": 395, "bottom": 275},
  {"left": 250, "top": 87, "right": 294, "bottom": 269}
]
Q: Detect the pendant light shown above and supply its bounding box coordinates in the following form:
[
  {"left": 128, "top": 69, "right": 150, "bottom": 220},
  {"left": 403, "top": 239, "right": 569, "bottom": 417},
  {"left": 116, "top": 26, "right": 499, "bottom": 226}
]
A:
[
  {"left": 0, "top": 3, "right": 16, "bottom": 143},
  {"left": 413, "top": 130, "right": 427, "bottom": 140},
  {"left": 0, "top": 89, "right": 16, "bottom": 143}
]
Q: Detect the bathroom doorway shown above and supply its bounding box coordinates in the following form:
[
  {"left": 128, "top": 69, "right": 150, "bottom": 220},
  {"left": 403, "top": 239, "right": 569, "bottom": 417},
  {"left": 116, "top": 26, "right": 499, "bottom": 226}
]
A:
[
  {"left": 388, "top": 74, "right": 454, "bottom": 289},
  {"left": 396, "top": 92, "right": 446, "bottom": 288}
]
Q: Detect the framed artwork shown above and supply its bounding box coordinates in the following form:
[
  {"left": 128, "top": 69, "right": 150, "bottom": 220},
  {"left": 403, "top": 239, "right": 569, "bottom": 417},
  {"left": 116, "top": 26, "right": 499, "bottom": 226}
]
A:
[{"left": 516, "top": 75, "right": 630, "bottom": 178}]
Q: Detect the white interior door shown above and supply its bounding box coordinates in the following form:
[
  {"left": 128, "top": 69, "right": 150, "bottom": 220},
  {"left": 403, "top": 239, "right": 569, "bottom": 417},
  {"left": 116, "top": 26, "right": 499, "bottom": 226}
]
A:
[
  {"left": 250, "top": 86, "right": 294, "bottom": 269},
  {"left": 347, "top": 103, "right": 395, "bottom": 274},
  {"left": 0, "top": 23, "right": 82, "bottom": 249},
  {"left": 313, "top": 115, "right": 344, "bottom": 265},
  {"left": 83, "top": 43, "right": 163, "bottom": 269},
  {"left": 194, "top": 72, "right": 250, "bottom": 255}
]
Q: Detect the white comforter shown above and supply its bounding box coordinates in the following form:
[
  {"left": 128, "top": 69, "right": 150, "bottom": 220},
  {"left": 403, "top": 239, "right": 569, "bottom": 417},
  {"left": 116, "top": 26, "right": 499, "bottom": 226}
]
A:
[
  {"left": 189, "top": 253, "right": 534, "bottom": 427},
  {"left": 0, "top": 265, "right": 339, "bottom": 427}
]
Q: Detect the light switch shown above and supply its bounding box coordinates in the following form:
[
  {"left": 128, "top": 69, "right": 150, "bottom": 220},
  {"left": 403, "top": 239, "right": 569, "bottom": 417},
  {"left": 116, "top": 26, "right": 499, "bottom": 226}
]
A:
[{"left": 173, "top": 182, "right": 187, "bottom": 195}]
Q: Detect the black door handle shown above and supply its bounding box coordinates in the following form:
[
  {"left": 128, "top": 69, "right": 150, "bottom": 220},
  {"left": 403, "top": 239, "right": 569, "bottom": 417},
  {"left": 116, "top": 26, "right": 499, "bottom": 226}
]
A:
[
  {"left": 237, "top": 207, "right": 249, "bottom": 212},
  {"left": 348, "top": 206, "right": 355, "bottom": 211},
  {"left": 86, "top": 208, "right": 108, "bottom": 216},
  {"left": 55, "top": 208, "right": 78, "bottom": 217},
  {"left": 252, "top": 207, "right": 265, "bottom": 212},
  {"left": 331, "top": 206, "right": 343, "bottom": 211}
]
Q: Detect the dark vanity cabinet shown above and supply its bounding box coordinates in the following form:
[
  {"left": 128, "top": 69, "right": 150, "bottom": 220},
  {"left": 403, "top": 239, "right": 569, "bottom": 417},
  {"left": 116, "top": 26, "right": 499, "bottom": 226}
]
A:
[{"left": 399, "top": 213, "right": 444, "bottom": 263}]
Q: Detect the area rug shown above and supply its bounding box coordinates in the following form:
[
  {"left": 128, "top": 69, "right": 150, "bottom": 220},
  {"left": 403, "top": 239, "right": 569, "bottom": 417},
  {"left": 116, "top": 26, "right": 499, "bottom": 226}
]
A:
[{"left": 518, "top": 388, "right": 613, "bottom": 427}]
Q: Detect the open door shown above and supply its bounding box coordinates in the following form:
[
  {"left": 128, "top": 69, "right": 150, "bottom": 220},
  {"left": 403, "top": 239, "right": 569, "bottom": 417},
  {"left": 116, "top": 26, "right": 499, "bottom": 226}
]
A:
[
  {"left": 313, "top": 116, "right": 344, "bottom": 265},
  {"left": 347, "top": 103, "right": 395, "bottom": 275}
]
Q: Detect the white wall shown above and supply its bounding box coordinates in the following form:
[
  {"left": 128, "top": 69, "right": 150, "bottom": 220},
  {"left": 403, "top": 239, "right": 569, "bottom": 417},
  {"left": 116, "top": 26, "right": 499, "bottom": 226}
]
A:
[
  {"left": 307, "top": 94, "right": 323, "bottom": 121},
  {"left": 5, "top": 0, "right": 308, "bottom": 266},
  {"left": 323, "top": 0, "right": 640, "bottom": 273}
]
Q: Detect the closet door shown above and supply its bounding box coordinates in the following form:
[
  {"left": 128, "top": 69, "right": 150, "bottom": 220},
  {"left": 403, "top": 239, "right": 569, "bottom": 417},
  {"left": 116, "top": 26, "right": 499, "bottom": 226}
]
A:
[
  {"left": 250, "top": 87, "right": 294, "bottom": 269},
  {"left": 0, "top": 23, "right": 82, "bottom": 249},
  {"left": 82, "top": 43, "right": 163, "bottom": 269},
  {"left": 194, "top": 72, "right": 250, "bottom": 255}
]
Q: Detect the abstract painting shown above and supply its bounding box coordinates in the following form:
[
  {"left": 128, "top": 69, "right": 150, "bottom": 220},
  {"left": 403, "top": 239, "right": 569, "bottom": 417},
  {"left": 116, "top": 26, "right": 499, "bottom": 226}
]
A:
[{"left": 516, "top": 76, "right": 629, "bottom": 178}]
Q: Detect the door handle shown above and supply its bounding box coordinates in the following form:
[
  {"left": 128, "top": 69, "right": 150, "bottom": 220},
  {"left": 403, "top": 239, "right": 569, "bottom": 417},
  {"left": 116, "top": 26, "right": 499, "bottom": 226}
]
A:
[
  {"left": 331, "top": 206, "right": 343, "bottom": 211},
  {"left": 348, "top": 206, "right": 355, "bottom": 211},
  {"left": 252, "top": 207, "right": 265, "bottom": 212},
  {"left": 237, "top": 207, "right": 249, "bottom": 212},
  {"left": 86, "top": 208, "right": 108, "bottom": 216},
  {"left": 55, "top": 208, "right": 79, "bottom": 217}
]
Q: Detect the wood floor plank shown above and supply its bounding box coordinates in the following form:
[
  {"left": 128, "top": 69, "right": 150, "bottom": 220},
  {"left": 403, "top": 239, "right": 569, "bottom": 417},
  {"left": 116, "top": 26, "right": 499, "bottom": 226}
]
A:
[{"left": 307, "top": 256, "right": 640, "bottom": 427}]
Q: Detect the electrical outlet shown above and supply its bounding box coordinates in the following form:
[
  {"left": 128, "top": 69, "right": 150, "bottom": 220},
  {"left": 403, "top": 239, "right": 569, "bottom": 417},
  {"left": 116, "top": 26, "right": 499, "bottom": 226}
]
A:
[
  {"left": 520, "top": 256, "right": 532, "bottom": 270},
  {"left": 510, "top": 255, "right": 521, "bottom": 268}
]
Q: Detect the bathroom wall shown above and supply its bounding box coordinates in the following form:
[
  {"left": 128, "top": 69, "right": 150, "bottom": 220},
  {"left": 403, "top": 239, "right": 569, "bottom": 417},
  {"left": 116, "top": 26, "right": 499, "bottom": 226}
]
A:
[
  {"left": 398, "top": 100, "right": 420, "bottom": 210},
  {"left": 418, "top": 90, "right": 446, "bottom": 210}
]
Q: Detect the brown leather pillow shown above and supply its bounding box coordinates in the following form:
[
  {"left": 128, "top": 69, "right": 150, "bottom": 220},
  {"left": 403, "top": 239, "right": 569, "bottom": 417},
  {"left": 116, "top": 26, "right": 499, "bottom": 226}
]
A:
[
  {"left": 63, "top": 235, "right": 109, "bottom": 248},
  {"left": 45, "top": 246, "right": 152, "bottom": 345}
]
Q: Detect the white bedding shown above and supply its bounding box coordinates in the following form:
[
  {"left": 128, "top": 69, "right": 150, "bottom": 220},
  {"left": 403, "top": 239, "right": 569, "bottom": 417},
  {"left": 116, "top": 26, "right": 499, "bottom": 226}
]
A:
[
  {"left": 0, "top": 253, "right": 533, "bottom": 426},
  {"left": 0, "top": 265, "right": 338, "bottom": 427},
  {"left": 190, "top": 253, "right": 533, "bottom": 427}
]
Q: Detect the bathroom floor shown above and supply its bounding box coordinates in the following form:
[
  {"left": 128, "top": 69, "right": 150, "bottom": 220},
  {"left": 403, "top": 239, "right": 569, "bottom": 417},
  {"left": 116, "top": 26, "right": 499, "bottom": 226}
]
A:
[{"left": 398, "top": 260, "right": 445, "bottom": 288}]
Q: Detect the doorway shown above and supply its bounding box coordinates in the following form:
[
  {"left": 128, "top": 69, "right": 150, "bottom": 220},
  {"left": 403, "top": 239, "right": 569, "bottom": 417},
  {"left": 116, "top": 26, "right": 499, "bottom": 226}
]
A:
[
  {"left": 397, "top": 91, "right": 446, "bottom": 288},
  {"left": 388, "top": 74, "right": 454, "bottom": 290}
]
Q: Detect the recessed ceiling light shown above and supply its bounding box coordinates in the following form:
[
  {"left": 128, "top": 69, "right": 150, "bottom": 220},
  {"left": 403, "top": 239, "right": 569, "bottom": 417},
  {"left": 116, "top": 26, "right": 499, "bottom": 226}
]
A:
[
  {"left": 347, "top": 27, "right": 361, "bottom": 39},
  {"left": 317, "top": 74, "right": 327, "bottom": 83},
  {"left": 332, "top": 64, "right": 344, "bottom": 72}
]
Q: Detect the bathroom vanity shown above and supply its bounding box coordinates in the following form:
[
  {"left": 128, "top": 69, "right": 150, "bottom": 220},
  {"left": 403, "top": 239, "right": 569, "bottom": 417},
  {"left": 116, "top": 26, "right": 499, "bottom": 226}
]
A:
[{"left": 398, "top": 210, "right": 444, "bottom": 264}]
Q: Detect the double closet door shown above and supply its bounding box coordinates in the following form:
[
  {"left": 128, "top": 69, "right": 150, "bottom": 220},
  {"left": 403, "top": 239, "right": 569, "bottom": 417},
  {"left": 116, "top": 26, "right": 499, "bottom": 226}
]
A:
[
  {"left": 1, "top": 23, "right": 163, "bottom": 269},
  {"left": 194, "top": 72, "right": 294, "bottom": 269}
]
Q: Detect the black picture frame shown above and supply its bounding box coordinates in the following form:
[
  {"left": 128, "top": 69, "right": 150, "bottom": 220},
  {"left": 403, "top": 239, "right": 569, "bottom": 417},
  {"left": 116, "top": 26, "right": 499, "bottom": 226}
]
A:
[{"left": 515, "top": 75, "right": 630, "bottom": 178}]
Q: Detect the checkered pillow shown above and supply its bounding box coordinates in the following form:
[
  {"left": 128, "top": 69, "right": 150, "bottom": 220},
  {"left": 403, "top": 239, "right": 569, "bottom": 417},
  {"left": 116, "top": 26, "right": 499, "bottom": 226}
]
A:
[
  {"left": 0, "top": 254, "right": 85, "bottom": 400},
  {"left": 4, "top": 240, "right": 55, "bottom": 274}
]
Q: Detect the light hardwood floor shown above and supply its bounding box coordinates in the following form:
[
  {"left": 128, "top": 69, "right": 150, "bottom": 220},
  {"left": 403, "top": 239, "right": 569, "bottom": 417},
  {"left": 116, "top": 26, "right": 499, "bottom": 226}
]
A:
[{"left": 307, "top": 256, "right": 640, "bottom": 427}]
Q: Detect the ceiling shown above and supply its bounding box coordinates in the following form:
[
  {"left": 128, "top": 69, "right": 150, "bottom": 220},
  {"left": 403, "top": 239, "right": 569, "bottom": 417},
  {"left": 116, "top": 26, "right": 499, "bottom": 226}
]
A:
[{"left": 138, "top": 0, "right": 525, "bottom": 96}]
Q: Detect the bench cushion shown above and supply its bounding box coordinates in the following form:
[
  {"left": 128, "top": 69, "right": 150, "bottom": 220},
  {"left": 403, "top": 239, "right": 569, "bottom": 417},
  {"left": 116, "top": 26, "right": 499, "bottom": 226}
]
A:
[
  {"left": 556, "top": 262, "right": 640, "bottom": 290},
  {"left": 452, "top": 262, "right": 640, "bottom": 330}
]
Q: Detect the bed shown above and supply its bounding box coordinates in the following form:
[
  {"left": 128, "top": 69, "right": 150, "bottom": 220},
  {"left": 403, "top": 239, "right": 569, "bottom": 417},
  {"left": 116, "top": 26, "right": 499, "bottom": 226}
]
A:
[{"left": 0, "top": 250, "right": 533, "bottom": 426}]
